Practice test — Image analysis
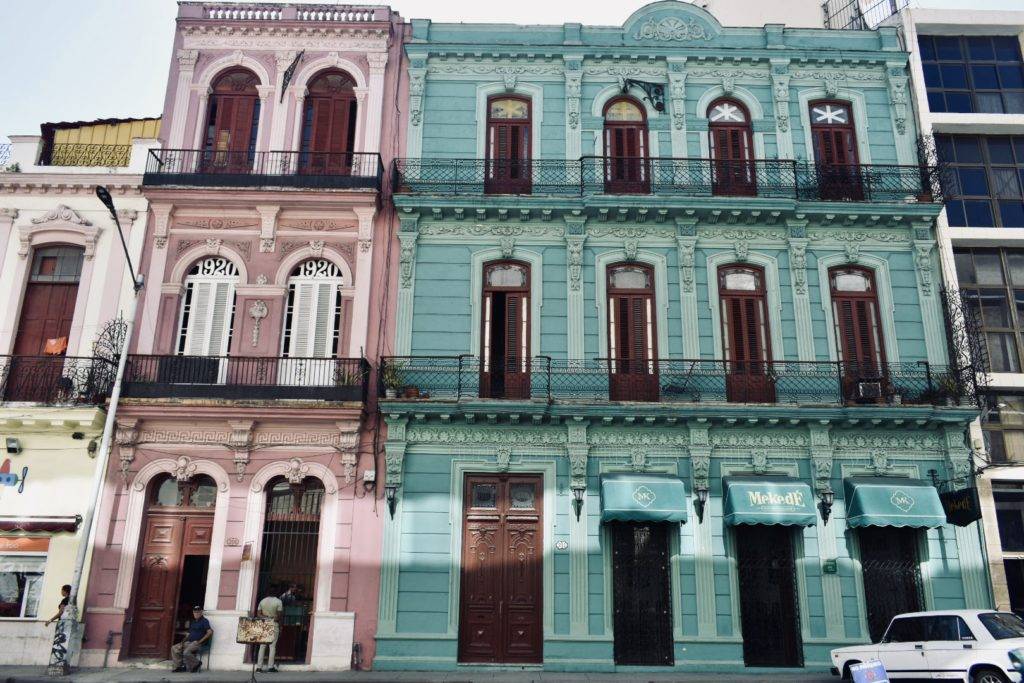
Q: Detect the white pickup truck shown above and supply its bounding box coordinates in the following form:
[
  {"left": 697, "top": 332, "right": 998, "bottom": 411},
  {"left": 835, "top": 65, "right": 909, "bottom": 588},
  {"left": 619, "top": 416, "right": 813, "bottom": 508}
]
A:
[{"left": 830, "top": 610, "right": 1024, "bottom": 682}]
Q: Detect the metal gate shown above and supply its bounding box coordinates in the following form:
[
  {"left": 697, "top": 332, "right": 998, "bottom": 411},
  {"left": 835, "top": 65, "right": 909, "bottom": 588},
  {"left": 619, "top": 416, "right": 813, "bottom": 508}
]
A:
[
  {"left": 858, "top": 527, "right": 923, "bottom": 643},
  {"left": 735, "top": 525, "right": 803, "bottom": 667},
  {"left": 254, "top": 477, "right": 324, "bottom": 663},
  {"left": 611, "top": 522, "right": 674, "bottom": 666}
]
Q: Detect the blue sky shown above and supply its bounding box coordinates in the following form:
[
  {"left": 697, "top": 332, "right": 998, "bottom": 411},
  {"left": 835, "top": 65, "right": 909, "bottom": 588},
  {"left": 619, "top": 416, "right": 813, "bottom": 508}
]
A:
[{"left": 1, "top": 0, "right": 1022, "bottom": 142}]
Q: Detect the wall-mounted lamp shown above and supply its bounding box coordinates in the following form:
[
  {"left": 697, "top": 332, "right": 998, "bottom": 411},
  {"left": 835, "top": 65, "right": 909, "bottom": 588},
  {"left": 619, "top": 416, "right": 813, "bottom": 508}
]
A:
[
  {"left": 694, "top": 485, "right": 709, "bottom": 523},
  {"left": 818, "top": 486, "right": 835, "bottom": 525},
  {"left": 384, "top": 483, "right": 399, "bottom": 518},
  {"left": 571, "top": 487, "right": 585, "bottom": 522},
  {"left": 6, "top": 437, "right": 20, "bottom": 455}
]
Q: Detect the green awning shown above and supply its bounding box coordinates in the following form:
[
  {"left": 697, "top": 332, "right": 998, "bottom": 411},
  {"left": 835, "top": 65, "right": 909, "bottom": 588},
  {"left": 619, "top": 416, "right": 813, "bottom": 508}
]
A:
[
  {"left": 723, "top": 477, "right": 817, "bottom": 527},
  {"left": 600, "top": 474, "right": 688, "bottom": 523},
  {"left": 844, "top": 477, "right": 946, "bottom": 528}
]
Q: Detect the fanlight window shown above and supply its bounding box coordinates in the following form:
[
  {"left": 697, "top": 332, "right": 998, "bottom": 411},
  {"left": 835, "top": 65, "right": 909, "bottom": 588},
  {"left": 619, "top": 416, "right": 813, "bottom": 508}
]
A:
[
  {"left": 605, "top": 100, "right": 644, "bottom": 122},
  {"left": 489, "top": 98, "right": 530, "bottom": 120},
  {"left": 709, "top": 101, "right": 747, "bottom": 123},
  {"left": 832, "top": 270, "right": 872, "bottom": 292},
  {"left": 486, "top": 263, "right": 528, "bottom": 288},
  {"left": 609, "top": 265, "right": 652, "bottom": 290},
  {"left": 282, "top": 258, "right": 346, "bottom": 359},
  {"left": 177, "top": 257, "right": 240, "bottom": 356},
  {"left": 811, "top": 103, "right": 850, "bottom": 125},
  {"left": 721, "top": 267, "right": 761, "bottom": 291},
  {"left": 150, "top": 474, "right": 217, "bottom": 509}
]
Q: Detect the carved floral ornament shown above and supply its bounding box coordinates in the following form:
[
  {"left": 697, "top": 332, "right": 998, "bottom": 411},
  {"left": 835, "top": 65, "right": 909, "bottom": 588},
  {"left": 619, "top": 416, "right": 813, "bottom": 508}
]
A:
[{"left": 633, "top": 16, "right": 714, "bottom": 42}]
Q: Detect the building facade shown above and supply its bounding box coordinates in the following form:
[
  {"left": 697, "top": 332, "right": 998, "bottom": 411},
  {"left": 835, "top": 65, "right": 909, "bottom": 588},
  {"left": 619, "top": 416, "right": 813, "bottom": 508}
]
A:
[
  {"left": 897, "top": 7, "right": 1024, "bottom": 616},
  {"left": 80, "top": 3, "right": 406, "bottom": 670},
  {"left": 0, "top": 121, "right": 157, "bottom": 664},
  {"left": 375, "top": 1, "right": 989, "bottom": 673}
]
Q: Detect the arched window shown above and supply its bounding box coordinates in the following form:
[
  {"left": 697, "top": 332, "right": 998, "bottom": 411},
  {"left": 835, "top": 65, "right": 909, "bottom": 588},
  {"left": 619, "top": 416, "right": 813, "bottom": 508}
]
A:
[
  {"left": 809, "top": 100, "right": 862, "bottom": 200},
  {"left": 607, "top": 263, "right": 659, "bottom": 401},
  {"left": 485, "top": 95, "right": 531, "bottom": 194},
  {"left": 718, "top": 264, "right": 775, "bottom": 402},
  {"left": 202, "top": 69, "right": 261, "bottom": 171},
  {"left": 8, "top": 246, "right": 84, "bottom": 401},
  {"left": 254, "top": 476, "right": 324, "bottom": 663},
  {"left": 830, "top": 266, "right": 888, "bottom": 401},
  {"left": 176, "top": 256, "right": 239, "bottom": 360},
  {"left": 480, "top": 261, "right": 530, "bottom": 399},
  {"left": 299, "top": 70, "right": 357, "bottom": 175},
  {"left": 603, "top": 97, "right": 649, "bottom": 194},
  {"left": 707, "top": 98, "right": 755, "bottom": 196},
  {"left": 149, "top": 473, "right": 218, "bottom": 509}
]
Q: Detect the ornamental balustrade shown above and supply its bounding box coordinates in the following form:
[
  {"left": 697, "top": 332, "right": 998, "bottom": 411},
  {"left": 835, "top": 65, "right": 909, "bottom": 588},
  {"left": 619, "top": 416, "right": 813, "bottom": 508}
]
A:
[
  {"left": 379, "top": 355, "right": 971, "bottom": 407},
  {"left": 144, "top": 149, "right": 384, "bottom": 190},
  {"left": 202, "top": 3, "right": 383, "bottom": 21},
  {"left": 392, "top": 157, "right": 943, "bottom": 203},
  {"left": 122, "top": 355, "right": 369, "bottom": 402},
  {"left": 40, "top": 143, "right": 131, "bottom": 168},
  {"left": 0, "top": 355, "right": 116, "bottom": 405}
]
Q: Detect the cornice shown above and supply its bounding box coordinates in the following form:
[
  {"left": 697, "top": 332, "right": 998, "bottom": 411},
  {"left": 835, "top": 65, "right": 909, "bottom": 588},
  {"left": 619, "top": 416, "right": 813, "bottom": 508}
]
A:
[{"left": 0, "top": 174, "right": 143, "bottom": 196}]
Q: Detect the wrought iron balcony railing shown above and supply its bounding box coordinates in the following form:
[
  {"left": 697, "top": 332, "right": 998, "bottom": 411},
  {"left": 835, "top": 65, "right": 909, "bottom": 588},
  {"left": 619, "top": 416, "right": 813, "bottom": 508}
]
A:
[
  {"left": 122, "top": 355, "right": 369, "bottom": 402},
  {"left": 392, "top": 157, "right": 941, "bottom": 204},
  {"left": 40, "top": 143, "right": 131, "bottom": 167},
  {"left": 379, "top": 356, "right": 970, "bottom": 407},
  {"left": 144, "top": 149, "right": 384, "bottom": 190},
  {"left": 0, "top": 355, "right": 116, "bottom": 405},
  {"left": 0, "top": 144, "right": 11, "bottom": 168},
  {"left": 823, "top": 0, "right": 908, "bottom": 30}
]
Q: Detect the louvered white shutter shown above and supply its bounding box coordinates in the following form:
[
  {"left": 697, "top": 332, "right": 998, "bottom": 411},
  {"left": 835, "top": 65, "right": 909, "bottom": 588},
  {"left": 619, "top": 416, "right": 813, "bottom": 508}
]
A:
[{"left": 184, "top": 281, "right": 235, "bottom": 356}]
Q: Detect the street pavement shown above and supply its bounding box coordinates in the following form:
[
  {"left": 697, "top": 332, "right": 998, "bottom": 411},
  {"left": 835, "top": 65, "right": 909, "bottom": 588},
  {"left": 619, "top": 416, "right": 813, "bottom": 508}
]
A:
[{"left": 0, "top": 666, "right": 840, "bottom": 683}]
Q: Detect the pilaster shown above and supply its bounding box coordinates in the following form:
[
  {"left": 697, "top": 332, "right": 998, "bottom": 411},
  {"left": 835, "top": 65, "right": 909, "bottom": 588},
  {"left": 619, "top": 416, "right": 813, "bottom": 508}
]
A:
[
  {"left": 771, "top": 59, "right": 793, "bottom": 159},
  {"left": 169, "top": 50, "right": 199, "bottom": 149},
  {"left": 255, "top": 85, "right": 275, "bottom": 152},
  {"left": 688, "top": 420, "right": 716, "bottom": 637},
  {"left": 676, "top": 218, "right": 699, "bottom": 358},
  {"left": 887, "top": 61, "right": 916, "bottom": 165},
  {"left": 349, "top": 206, "right": 377, "bottom": 357},
  {"left": 565, "top": 215, "right": 587, "bottom": 360},
  {"left": 667, "top": 58, "right": 688, "bottom": 158},
  {"left": 564, "top": 56, "right": 583, "bottom": 161},
  {"left": 912, "top": 224, "right": 948, "bottom": 366},
  {"left": 269, "top": 51, "right": 297, "bottom": 150},
  {"left": 395, "top": 217, "right": 419, "bottom": 356},
  {"left": 788, "top": 219, "right": 814, "bottom": 361},
  {"left": 363, "top": 52, "right": 389, "bottom": 155},
  {"left": 378, "top": 415, "right": 408, "bottom": 634},
  {"left": 809, "top": 421, "right": 844, "bottom": 639},
  {"left": 943, "top": 424, "right": 993, "bottom": 609},
  {"left": 566, "top": 419, "right": 589, "bottom": 636},
  {"left": 0, "top": 209, "right": 17, "bottom": 270},
  {"left": 407, "top": 59, "right": 427, "bottom": 158}
]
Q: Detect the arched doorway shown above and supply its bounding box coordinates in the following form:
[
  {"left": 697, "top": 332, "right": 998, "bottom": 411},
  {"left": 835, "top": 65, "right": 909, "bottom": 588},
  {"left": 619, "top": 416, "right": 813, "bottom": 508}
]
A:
[
  {"left": 718, "top": 264, "right": 775, "bottom": 402},
  {"left": 484, "top": 95, "right": 531, "bottom": 195},
  {"left": 202, "top": 68, "right": 261, "bottom": 173},
  {"left": 606, "top": 263, "right": 659, "bottom": 402},
  {"left": 7, "top": 245, "right": 84, "bottom": 402},
  {"left": 280, "top": 258, "right": 347, "bottom": 386},
  {"left": 603, "top": 97, "right": 649, "bottom": 194},
  {"left": 480, "top": 260, "right": 531, "bottom": 399},
  {"left": 253, "top": 476, "right": 324, "bottom": 663},
  {"left": 299, "top": 70, "right": 358, "bottom": 175},
  {"left": 809, "top": 99, "right": 862, "bottom": 200},
  {"left": 128, "top": 473, "right": 217, "bottom": 658},
  {"left": 708, "top": 98, "right": 755, "bottom": 196}
]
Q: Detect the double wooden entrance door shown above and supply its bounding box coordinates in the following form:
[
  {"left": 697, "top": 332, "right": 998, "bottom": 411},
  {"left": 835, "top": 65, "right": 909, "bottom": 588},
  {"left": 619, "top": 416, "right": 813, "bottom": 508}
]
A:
[
  {"left": 458, "top": 474, "right": 543, "bottom": 664},
  {"left": 610, "top": 522, "right": 674, "bottom": 666},
  {"left": 128, "top": 513, "right": 213, "bottom": 658}
]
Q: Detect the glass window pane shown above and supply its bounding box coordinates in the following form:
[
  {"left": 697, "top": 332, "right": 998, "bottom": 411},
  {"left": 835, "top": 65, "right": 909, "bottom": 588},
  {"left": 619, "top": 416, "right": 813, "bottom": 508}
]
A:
[
  {"left": 955, "top": 136, "right": 983, "bottom": 163},
  {"left": 927, "top": 615, "right": 960, "bottom": 641},
  {"left": 996, "top": 489, "right": 1024, "bottom": 551},
  {"left": 959, "top": 167, "right": 989, "bottom": 196},
  {"left": 1001, "top": 201, "right": 1024, "bottom": 228},
  {"left": 975, "top": 253, "right": 1005, "bottom": 283},
  {"left": 993, "top": 168, "right": 1023, "bottom": 198},
  {"left": 471, "top": 483, "right": 497, "bottom": 508},
  {"left": 968, "top": 36, "right": 995, "bottom": 60},
  {"left": 987, "top": 429, "right": 1008, "bottom": 463},
  {"left": 833, "top": 271, "right": 870, "bottom": 292},
  {"left": 487, "top": 264, "right": 527, "bottom": 288},
  {"left": 1007, "top": 253, "right": 1024, "bottom": 285},
  {"left": 977, "top": 92, "right": 1005, "bottom": 114},
  {"left": 936, "top": 36, "right": 962, "bottom": 60},
  {"left": 922, "top": 63, "right": 942, "bottom": 88},
  {"left": 0, "top": 555, "right": 45, "bottom": 618},
  {"left": 724, "top": 271, "right": 758, "bottom": 291},
  {"left": 965, "top": 200, "right": 995, "bottom": 227},
  {"left": 509, "top": 483, "right": 536, "bottom": 509},
  {"left": 1005, "top": 429, "right": 1024, "bottom": 462},
  {"left": 989, "top": 332, "right": 1020, "bottom": 372},
  {"left": 945, "top": 199, "right": 967, "bottom": 226},
  {"left": 927, "top": 91, "right": 947, "bottom": 112},
  {"left": 994, "top": 36, "right": 1022, "bottom": 61},
  {"left": 489, "top": 98, "right": 529, "bottom": 120},
  {"left": 942, "top": 64, "right": 969, "bottom": 88},
  {"left": 972, "top": 64, "right": 1000, "bottom": 89},
  {"left": 918, "top": 35, "right": 936, "bottom": 61},
  {"left": 981, "top": 291, "right": 1012, "bottom": 326},
  {"left": 947, "top": 92, "right": 974, "bottom": 113},
  {"left": 1000, "top": 66, "right": 1024, "bottom": 89},
  {"left": 937, "top": 135, "right": 956, "bottom": 162},
  {"left": 610, "top": 266, "right": 651, "bottom": 290},
  {"left": 1006, "top": 92, "right": 1024, "bottom": 115},
  {"left": 607, "top": 100, "right": 644, "bottom": 122},
  {"left": 954, "top": 251, "right": 976, "bottom": 283},
  {"left": 989, "top": 138, "right": 1016, "bottom": 164}
]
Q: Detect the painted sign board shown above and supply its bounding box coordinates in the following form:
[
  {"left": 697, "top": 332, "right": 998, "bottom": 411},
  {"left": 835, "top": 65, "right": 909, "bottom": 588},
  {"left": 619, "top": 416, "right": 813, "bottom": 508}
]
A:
[
  {"left": 941, "top": 487, "right": 983, "bottom": 527},
  {"left": 850, "top": 659, "right": 889, "bottom": 682}
]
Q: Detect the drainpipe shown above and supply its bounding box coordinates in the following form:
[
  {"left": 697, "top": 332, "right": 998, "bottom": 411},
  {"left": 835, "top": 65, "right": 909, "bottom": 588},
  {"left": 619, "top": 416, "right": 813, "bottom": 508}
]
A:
[{"left": 47, "top": 187, "right": 144, "bottom": 676}]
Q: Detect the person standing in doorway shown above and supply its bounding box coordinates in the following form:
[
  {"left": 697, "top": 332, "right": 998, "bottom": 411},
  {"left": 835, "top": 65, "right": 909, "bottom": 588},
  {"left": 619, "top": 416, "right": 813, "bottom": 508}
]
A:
[
  {"left": 279, "top": 583, "right": 299, "bottom": 605},
  {"left": 171, "top": 606, "right": 213, "bottom": 673},
  {"left": 255, "top": 592, "right": 283, "bottom": 673},
  {"left": 44, "top": 584, "right": 72, "bottom": 627}
]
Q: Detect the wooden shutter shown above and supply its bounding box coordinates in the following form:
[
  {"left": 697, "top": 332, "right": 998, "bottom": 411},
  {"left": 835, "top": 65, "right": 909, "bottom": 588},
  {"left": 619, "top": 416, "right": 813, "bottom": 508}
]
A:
[
  {"left": 183, "top": 281, "right": 234, "bottom": 356},
  {"left": 835, "top": 296, "right": 882, "bottom": 367},
  {"left": 723, "top": 293, "right": 769, "bottom": 365},
  {"left": 286, "top": 280, "right": 341, "bottom": 358}
]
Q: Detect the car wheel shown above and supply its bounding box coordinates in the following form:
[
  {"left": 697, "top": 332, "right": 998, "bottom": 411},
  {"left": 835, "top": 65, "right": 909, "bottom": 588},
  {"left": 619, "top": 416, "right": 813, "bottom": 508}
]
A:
[
  {"left": 841, "top": 662, "right": 859, "bottom": 681},
  {"left": 972, "top": 667, "right": 1009, "bottom": 683}
]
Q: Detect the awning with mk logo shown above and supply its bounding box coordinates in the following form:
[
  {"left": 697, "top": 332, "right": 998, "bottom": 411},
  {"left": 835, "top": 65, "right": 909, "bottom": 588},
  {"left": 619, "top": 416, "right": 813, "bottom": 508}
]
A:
[
  {"left": 722, "top": 477, "right": 817, "bottom": 527},
  {"left": 843, "top": 477, "right": 946, "bottom": 528},
  {"left": 600, "top": 474, "right": 688, "bottom": 523}
]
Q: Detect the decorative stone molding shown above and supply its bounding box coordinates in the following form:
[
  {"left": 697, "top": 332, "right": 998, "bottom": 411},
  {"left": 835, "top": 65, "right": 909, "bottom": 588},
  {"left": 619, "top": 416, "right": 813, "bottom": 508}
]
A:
[
  {"left": 914, "top": 242, "right": 935, "bottom": 296},
  {"left": 565, "top": 69, "right": 582, "bottom": 130},
  {"left": 177, "top": 48, "right": 199, "bottom": 70},
  {"left": 18, "top": 221, "right": 101, "bottom": 260},
  {"left": 809, "top": 422, "right": 834, "bottom": 491},
  {"left": 633, "top": 16, "right": 713, "bottom": 42},
  {"left": 398, "top": 233, "right": 418, "bottom": 289},
  {"left": 750, "top": 451, "right": 769, "bottom": 474},
  {"left": 359, "top": 238, "right": 372, "bottom": 253},
  {"left": 733, "top": 240, "right": 749, "bottom": 262},
  {"left": 283, "top": 457, "right": 310, "bottom": 484},
  {"left": 689, "top": 422, "right": 711, "bottom": 491},
  {"left": 789, "top": 240, "right": 807, "bottom": 295},
  {"left": 845, "top": 244, "right": 860, "bottom": 263},
  {"left": 418, "top": 223, "right": 564, "bottom": 238},
  {"left": 566, "top": 236, "right": 584, "bottom": 292},
  {"left": 31, "top": 204, "right": 92, "bottom": 226},
  {"left": 496, "top": 446, "right": 512, "bottom": 473},
  {"left": 499, "top": 237, "right": 515, "bottom": 259},
  {"left": 384, "top": 442, "right": 405, "bottom": 488},
  {"left": 567, "top": 445, "right": 588, "bottom": 490},
  {"left": 623, "top": 238, "right": 639, "bottom": 261},
  {"left": 406, "top": 425, "right": 567, "bottom": 446},
  {"left": 173, "top": 456, "right": 198, "bottom": 482},
  {"left": 629, "top": 448, "right": 647, "bottom": 472},
  {"left": 115, "top": 419, "right": 139, "bottom": 485},
  {"left": 259, "top": 238, "right": 275, "bottom": 253},
  {"left": 677, "top": 237, "right": 696, "bottom": 293},
  {"left": 408, "top": 67, "right": 426, "bottom": 127},
  {"left": 151, "top": 204, "right": 173, "bottom": 249},
  {"left": 667, "top": 62, "right": 687, "bottom": 131},
  {"left": 770, "top": 62, "right": 791, "bottom": 133},
  {"left": 869, "top": 451, "right": 893, "bottom": 476},
  {"left": 886, "top": 66, "right": 909, "bottom": 136}
]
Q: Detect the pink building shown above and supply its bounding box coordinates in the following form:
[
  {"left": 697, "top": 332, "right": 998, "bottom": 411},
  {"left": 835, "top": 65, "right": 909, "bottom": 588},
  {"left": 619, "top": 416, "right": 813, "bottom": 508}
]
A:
[{"left": 81, "top": 3, "right": 406, "bottom": 671}]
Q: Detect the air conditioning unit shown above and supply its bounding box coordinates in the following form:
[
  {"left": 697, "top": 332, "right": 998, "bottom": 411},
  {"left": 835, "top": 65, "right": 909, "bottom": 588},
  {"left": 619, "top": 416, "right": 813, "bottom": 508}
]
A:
[{"left": 857, "top": 381, "right": 883, "bottom": 400}]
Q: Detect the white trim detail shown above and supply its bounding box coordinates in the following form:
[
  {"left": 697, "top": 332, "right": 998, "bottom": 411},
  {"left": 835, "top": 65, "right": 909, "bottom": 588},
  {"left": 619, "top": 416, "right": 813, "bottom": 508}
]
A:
[
  {"left": 796, "top": 88, "right": 873, "bottom": 164},
  {"left": 475, "top": 82, "right": 544, "bottom": 160},
  {"left": 594, "top": 249, "right": 671, "bottom": 360},
  {"left": 274, "top": 245, "right": 354, "bottom": 287},
  {"left": 815, "top": 252, "right": 900, "bottom": 364},
  {"left": 705, "top": 251, "right": 785, "bottom": 363},
  {"left": 169, "top": 242, "right": 250, "bottom": 286},
  {"left": 470, "top": 247, "right": 543, "bottom": 359},
  {"left": 113, "top": 459, "right": 231, "bottom": 611},
  {"left": 193, "top": 52, "right": 273, "bottom": 94},
  {"left": 695, "top": 86, "right": 766, "bottom": 159},
  {"left": 289, "top": 55, "right": 368, "bottom": 92}
]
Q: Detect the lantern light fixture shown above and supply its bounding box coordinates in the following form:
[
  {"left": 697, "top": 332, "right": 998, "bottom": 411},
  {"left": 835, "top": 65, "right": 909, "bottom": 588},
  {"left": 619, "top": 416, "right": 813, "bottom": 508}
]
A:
[{"left": 694, "top": 485, "right": 709, "bottom": 523}]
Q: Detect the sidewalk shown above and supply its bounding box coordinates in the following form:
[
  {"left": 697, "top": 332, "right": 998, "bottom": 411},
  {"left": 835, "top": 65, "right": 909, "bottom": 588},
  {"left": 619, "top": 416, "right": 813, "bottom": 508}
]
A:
[{"left": 0, "top": 667, "right": 839, "bottom": 683}]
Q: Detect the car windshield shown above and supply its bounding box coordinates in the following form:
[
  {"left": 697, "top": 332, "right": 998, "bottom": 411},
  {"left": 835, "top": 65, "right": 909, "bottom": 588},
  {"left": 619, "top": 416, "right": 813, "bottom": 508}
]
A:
[{"left": 979, "top": 612, "right": 1024, "bottom": 640}]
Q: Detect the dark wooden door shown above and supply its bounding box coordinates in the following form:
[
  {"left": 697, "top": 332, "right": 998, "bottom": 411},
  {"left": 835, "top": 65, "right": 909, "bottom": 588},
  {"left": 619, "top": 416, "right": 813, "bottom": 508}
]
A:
[
  {"left": 480, "top": 262, "right": 530, "bottom": 400},
  {"left": 720, "top": 267, "right": 775, "bottom": 403},
  {"left": 129, "top": 515, "right": 185, "bottom": 658},
  {"left": 301, "top": 71, "right": 356, "bottom": 175},
  {"left": 485, "top": 97, "right": 531, "bottom": 195},
  {"left": 611, "top": 522, "right": 674, "bottom": 665},
  {"left": 609, "top": 295, "right": 659, "bottom": 401},
  {"left": 13, "top": 283, "right": 77, "bottom": 356},
  {"left": 831, "top": 268, "right": 888, "bottom": 403},
  {"left": 604, "top": 124, "right": 649, "bottom": 194},
  {"left": 710, "top": 125, "right": 755, "bottom": 196},
  {"left": 203, "top": 70, "right": 259, "bottom": 174},
  {"left": 859, "top": 527, "right": 923, "bottom": 643},
  {"left": 458, "top": 475, "right": 543, "bottom": 664},
  {"left": 810, "top": 101, "right": 862, "bottom": 200},
  {"left": 735, "top": 525, "right": 803, "bottom": 667}
]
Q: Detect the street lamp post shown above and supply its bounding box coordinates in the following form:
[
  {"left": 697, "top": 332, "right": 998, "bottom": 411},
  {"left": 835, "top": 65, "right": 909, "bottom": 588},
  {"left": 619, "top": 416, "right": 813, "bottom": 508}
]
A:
[{"left": 46, "top": 186, "right": 144, "bottom": 676}]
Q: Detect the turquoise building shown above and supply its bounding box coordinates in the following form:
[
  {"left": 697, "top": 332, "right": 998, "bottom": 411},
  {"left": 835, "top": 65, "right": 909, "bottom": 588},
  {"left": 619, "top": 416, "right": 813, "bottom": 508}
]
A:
[{"left": 376, "top": 1, "right": 989, "bottom": 673}]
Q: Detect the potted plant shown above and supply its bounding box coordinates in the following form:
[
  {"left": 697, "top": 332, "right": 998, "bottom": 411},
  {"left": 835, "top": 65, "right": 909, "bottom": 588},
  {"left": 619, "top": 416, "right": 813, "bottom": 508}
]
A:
[{"left": 381, "top": 363, "right": 402, "bottom": 399}]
